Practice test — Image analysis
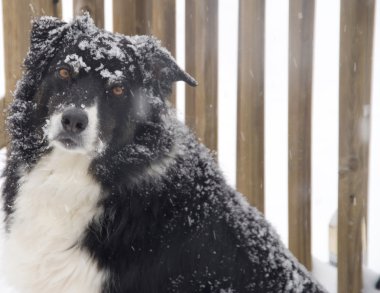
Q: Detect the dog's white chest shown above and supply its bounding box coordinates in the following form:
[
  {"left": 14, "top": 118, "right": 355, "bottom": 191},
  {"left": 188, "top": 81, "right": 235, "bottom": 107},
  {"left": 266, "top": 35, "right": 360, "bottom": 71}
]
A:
[{"left": 4, "top": 149, "right": 104, "bottom": 293}]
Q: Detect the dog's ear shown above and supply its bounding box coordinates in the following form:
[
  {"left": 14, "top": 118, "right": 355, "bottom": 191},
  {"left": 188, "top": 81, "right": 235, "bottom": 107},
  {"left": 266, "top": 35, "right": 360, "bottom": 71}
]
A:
[
  {"left": 133, "top": 36, "right": 197, "bottom": 98},
  {"left": 30, "top": 16, "right": 66, "bottom": 48},
  {"left": 24, "top": 16, "right": 67, "bottom": 72},
  {"left": 149, "top": 46, "right": 198, "bottom": 87}
]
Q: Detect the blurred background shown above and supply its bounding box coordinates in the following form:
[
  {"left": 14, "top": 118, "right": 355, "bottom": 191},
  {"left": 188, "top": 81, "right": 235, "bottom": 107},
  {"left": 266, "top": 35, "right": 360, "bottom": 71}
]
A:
[{"left": 0, "top": 1, "right": 379, "bottom": 292}]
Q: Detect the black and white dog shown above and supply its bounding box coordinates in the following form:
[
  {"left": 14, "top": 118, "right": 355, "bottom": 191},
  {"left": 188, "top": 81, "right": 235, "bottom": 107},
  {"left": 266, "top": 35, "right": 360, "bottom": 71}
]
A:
[{"left": 1, "top": 14, "right": 326, "bottom": 293}]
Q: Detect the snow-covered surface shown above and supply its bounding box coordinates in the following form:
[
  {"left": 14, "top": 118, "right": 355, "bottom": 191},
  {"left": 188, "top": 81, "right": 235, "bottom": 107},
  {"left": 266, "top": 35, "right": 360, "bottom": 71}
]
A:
[{"left": 313, "top": 258, "right": 380, "bottom": 293}]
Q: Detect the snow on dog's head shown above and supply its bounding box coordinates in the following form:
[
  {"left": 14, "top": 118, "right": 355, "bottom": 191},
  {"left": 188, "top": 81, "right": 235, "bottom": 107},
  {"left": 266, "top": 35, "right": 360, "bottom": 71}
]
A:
[{"left": 6, "top": 13, "right": 197, "bottom": 165}]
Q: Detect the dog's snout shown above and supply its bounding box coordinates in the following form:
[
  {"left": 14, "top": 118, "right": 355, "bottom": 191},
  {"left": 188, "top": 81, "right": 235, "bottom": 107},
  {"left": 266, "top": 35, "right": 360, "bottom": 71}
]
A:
[{"left": 61, "top": 108, "right": 89, "bottom": 134}]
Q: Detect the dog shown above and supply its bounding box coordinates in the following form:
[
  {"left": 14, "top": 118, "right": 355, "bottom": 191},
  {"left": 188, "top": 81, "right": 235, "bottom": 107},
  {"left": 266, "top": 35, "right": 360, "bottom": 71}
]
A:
[{"left": 1, "top": 14, "right": 326, "bottom": 293}]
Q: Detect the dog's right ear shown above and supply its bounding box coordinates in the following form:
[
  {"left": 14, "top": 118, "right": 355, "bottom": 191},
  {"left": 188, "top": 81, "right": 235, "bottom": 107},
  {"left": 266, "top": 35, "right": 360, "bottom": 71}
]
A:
[
  {"left": 30, "top": 16, "right": 66, "bottom": 47},
  {"left": 25, "top": 17, "right": 67, "bottom": 71}
]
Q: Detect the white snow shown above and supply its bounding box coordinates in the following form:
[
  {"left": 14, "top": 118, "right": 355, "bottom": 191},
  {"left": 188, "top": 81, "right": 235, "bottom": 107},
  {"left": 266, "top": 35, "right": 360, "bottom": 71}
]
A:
[
  {"left": 313, "top": 258, "right": 380, "bottom": 293},
  {"left": 94, "top": 63, "right": 104, "bottom": 71},
  {"left": 99, "top": 68, "right": 124, "bottom": 83},
  {"left": 76, "top": 32, "right": 126, "bottom": 62},
  {"left": 64, "top": 53, "right": 91, "bottom": 73}
]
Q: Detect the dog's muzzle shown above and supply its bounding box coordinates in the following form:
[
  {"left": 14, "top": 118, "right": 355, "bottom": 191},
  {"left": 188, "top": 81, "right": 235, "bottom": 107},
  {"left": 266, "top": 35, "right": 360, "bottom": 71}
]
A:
[
  {"left": 56, "top": 108, "right": 88, "bottom": 149},
  {"left": 47, "top": 104, "right": 99, "bottom": 153}
]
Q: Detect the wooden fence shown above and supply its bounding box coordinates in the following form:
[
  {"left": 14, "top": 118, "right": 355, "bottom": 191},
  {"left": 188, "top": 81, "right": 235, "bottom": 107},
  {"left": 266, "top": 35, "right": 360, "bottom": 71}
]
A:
[{"left": 0, "top": 1, "right": 375, "bottom": 292}]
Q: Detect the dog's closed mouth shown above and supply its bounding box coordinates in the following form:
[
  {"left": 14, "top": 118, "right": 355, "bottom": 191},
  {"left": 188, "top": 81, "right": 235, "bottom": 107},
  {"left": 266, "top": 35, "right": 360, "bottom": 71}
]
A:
[{"left": 56, "top": 134, "right": 83, "bottom": 149}]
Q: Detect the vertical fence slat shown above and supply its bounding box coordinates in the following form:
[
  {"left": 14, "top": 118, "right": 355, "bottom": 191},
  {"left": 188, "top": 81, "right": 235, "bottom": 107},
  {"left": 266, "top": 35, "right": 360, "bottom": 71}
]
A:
[
  {"left": 113, "top": 0, "right": 176, "bottom": 53},
  {"left": 149, "top": 0, "right": 176, "bottom": 59},
  {"left": 0, "top": 0, "right": 62, "bottom": 147},
  {"left": 149, "top": 0, "right": 176, "bottom": 107},
  {"left": 113, "top": 0, "right": 176, "bottom": 106},
  {"left": 288, "top": 0, "right": 315, "bottom": 270},
  {"left": 337, "top": 0, "right": 375, "bottom": 292},
  {"left": 236, "top": 0, "right": 265, "bottom": 213},
  {"left": 185, "top": 0, "right": 218, "bottom": 152},
  {"left": 74, "top": 0, "right": 104, "bottom": 28},
  {"left": 113, "top": 1, "right": 148, "bottom": 35}
]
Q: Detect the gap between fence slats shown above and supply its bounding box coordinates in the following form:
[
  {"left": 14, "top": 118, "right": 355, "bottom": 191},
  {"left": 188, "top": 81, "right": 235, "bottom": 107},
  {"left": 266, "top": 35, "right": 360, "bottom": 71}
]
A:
[
  {"left": 0, "top": 0, "right": 62, "bottom": 148},
  {"left": 113, "top": 0, "right": 176, "bottom": 106},
  {"left": 236, "top": 0, "right": 265, "bottom": 213},
  {"left": 74, "top": 0, "right": 104, "bottom": 28},
  {"left": 185, "top": 0, "right": 218, "bottom": 153},
  {"left": 288, "top": 0, "right": 315, "bottom": 271},
  {"left": 337, "top": 0, "right": 375, "bottom": 292}
]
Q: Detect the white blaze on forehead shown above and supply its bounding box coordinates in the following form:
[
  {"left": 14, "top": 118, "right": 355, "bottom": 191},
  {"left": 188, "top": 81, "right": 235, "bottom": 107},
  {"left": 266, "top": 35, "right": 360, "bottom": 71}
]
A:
[
  {"left": 64, "top": 54, "right": 91, "bottom": 73},
  {"left": 45, "top": 103, "right": 102, "bottom": 155}
]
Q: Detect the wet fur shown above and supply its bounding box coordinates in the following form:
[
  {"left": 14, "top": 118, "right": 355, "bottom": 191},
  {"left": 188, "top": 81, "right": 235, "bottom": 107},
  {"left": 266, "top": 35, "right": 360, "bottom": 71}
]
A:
[{"left": 2, "top": 15, "right": 326, "bottom": 293}]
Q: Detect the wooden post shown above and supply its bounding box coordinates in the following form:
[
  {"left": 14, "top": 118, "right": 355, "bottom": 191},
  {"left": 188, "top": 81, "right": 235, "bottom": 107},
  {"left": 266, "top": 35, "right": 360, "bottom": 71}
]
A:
[
  {"left": 236, "top": 0, "right": 265, "bottom": 213},
  {"left": 113, "top": 0, "right": 148, "bottom": 36},
  {"left": 185, "top": 0, "right": 218, "bottom": 152},
  {"left": 148, "top": 0, "right": 176, "bottom": 59},
  {"left": 337, "top": 0, "right": 375, "bottom": 292},
  {"left": 113, "top": 0, "right": 176, "bottom": 106},
  {"left": 1, "top": 0, "right": 62, "bottom": 148},
  {"left": 288, "top": 0, "right": 315, "bottom": 270},
  {"left": 74, "top": 0, "right": 104, "bottom": 28},
  {"left": 149, "top": 0, "right": 176, "bottom": 107}
]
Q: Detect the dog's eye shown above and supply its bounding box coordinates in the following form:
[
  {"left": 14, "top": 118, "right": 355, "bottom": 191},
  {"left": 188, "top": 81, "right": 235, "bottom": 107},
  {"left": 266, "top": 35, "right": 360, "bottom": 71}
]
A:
[
  {"left": 58, "top": 68, "right": 70, "bottom": 80},
  {"left": 112, "top": 86, "right": 125, "bottom": 96}
]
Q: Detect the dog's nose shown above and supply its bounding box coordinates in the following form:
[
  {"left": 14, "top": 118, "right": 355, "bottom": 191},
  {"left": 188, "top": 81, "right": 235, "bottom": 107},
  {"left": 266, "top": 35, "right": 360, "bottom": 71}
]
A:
[{"left": 61, "top": 108, "right": 89, "bottom": 134}]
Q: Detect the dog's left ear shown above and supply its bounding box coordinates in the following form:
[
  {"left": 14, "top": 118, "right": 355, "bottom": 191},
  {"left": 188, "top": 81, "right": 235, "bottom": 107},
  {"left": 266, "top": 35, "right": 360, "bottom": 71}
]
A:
[{"left": 133, "top": 36, "right": 197, "bottom": 97}]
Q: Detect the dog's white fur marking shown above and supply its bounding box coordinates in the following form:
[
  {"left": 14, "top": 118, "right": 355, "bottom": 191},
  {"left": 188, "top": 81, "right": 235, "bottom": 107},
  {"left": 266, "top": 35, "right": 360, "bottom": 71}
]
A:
[
  {"left": 4, "top": 148, "right": 105, "bottom": 293},
  {"left": 46, "top": 104, "right": 103, "bottom": 155}
]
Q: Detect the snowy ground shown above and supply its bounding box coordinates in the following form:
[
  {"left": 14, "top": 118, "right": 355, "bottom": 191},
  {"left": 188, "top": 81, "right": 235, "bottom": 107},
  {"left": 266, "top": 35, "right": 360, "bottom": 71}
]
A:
[{"left": 313, "top": 259, "right": 380, "bottom": 293}]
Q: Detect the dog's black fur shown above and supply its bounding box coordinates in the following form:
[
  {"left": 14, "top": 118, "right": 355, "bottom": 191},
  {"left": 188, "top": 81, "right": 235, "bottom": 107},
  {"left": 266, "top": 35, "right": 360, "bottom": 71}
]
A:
[{"left": 2, "top": 14, "right": 326, "bottom": 292}]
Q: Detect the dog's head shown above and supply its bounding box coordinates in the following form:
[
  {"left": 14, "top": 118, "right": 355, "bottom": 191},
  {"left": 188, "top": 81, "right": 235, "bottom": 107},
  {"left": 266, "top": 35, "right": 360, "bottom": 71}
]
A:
[{"left": 7, "top": 14, "right": 196, "bottom": 171}]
